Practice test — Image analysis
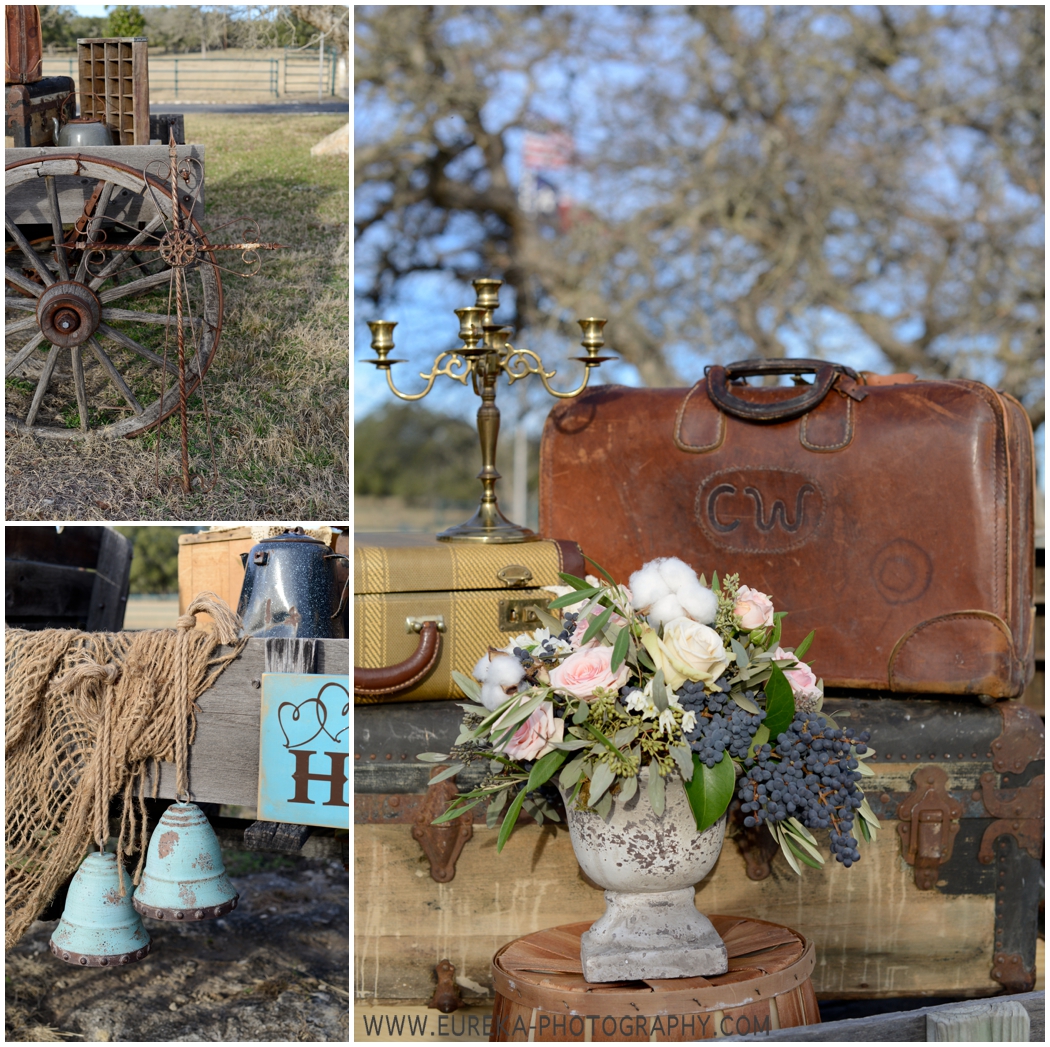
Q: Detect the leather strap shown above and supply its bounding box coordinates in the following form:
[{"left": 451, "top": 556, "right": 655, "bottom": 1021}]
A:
[
  {"left": 551, "top": 538, "right": 586, "bottom": 580},
  {"left": 706, "top": 359, "right": 861, "bottom": 422},
  {"left": 354, "top": 621, "right": 441, "bottom": 697}
]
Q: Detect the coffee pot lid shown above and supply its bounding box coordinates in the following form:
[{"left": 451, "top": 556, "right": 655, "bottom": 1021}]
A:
[{"left": 254, "top": 526, "right": 327, "bottom": 547}]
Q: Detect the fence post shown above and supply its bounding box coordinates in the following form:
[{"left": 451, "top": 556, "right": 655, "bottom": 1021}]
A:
[
  {"left": 174, "top": 58, "right": 178, "bottom": 98},
  {"left": 272, "top": 58, "right": 278, "bottom": 99}
]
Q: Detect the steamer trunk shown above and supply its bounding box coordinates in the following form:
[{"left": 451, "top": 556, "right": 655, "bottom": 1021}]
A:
[{"left": 354, "top": 697, "right": 1043, "bottom": 1006}]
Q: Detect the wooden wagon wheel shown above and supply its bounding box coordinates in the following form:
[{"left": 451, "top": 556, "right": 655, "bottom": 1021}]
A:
[{"left": 5, "top": 154, "right": 223, "bottom": 440}]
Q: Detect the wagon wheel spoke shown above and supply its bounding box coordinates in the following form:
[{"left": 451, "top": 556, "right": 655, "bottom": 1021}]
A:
[
  {"left": 25, "top": 343, "right": 62, "bottom": 427},
  {"left": 5, "top": 214, "right": 56, "bottom": 287},
  {"left": 97, "top": 321, "right": 179, "bottom": 376},
  {"left": 101, "top": 307, "right": 202, "bottom": 328},
  {"left": 44, "top": 175, "right": 71, "bottom": 281},
  {"left": 85, "top": 335, "right": 143, "bottom": 416},
  {"left": 4, "top": 264, "right": 45, "bottom": 298},
  {"left": 5, "top": 296, "right": 36, "bottom": 311},
  {"left": 99, "top": 266, "right": 177, "bottom": 303},
  {"left": 6, "top": 314, "right": 39, "bottom": 337},
  {"left": 88, "top": 213, "right": 166, "bottom": 290},
  {"left": 5, "top": 331, "right": 46, "bottom": 377},
  {"left": 73, "top": 183, "right": 116, "bottom": 284},
  {"left": 70, "top": 346, "right": 90, "bottom": 431}
]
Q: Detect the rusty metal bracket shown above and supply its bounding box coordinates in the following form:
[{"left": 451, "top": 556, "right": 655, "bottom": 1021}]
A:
[
  {"left": 991, "top": 951, "right": 1034, "bottom": 994},
  {"left": 976, "top": 772, "right": 1044, "bottom": 864},
  {"left": 897, "top": 766, "right": 962, "bottom": 890},
  {"left": 411, "top": 767, "right": 473, "bottom": 883},
  {"left": 991, "top": 702, "right": 1045, "bottom": 774},
  {"left": 428, "top": 958, "right": 464, "bottom": 1013}
]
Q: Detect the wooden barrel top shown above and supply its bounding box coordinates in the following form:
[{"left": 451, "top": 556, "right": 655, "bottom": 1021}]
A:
[{"left": 491, "top": 915, "right": 816, "bottom": 1018}]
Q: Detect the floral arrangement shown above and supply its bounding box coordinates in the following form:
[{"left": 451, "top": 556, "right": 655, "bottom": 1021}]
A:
[{"left": 419, "top": 557, "right": 880, "bottom": 873}]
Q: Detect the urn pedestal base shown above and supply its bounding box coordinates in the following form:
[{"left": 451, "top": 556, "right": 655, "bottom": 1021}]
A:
[{"left": 581, "top": 886, "right": 728, "bottom": 982}]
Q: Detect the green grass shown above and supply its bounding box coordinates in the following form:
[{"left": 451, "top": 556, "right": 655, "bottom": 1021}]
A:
[{"left": 6, "top": 111, "right": 349, "bottom": 521}]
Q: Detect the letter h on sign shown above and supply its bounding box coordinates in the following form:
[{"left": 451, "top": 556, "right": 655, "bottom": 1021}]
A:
[{"left": 258, "top": 673, "right": 350, "bottom": 829}]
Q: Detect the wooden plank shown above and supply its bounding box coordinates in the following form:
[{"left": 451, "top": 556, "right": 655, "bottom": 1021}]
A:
[
  {"left": 6, "top": 526, "right": 103, "bottom": 568},
  {"left": 6, "top": 145, "right": 205, "bottom": 224},
  {"left": 85, "top": 525, "right": 131, "bottom": 631},
  {"left": 177, "top": 532, "right": 253, "bottom": 618},
  {"left": 721, "top": 989, "right": 1044, "bottom": 1041},
  {"left": 354, "top": 821, "right": 999, "bottom": 1003},
  {"left": 151, "top": 637, "right": 348, "bottom": 806},
  {"left": 5, "top": 560, "right": 95, "bottom": 623}
]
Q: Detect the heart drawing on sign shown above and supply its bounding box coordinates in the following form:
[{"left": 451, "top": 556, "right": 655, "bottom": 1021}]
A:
[
  {"left": 316, "top": 682, "right": 350, "bottom": 744},
  {"left": 277, "top": 698, "right": 328, "bottom": 750}
]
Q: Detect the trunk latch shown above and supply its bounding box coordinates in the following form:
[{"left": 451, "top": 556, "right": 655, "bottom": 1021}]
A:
[{"left": 897, "top": 766, "right": 962, "bottom": 890}]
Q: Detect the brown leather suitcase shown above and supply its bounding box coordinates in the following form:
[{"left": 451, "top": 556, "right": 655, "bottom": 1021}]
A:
[{"left": 540, "top": 359, "right": 1035, "bottom": 698}]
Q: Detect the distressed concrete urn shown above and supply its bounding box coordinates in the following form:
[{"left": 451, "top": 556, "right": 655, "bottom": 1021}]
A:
[{"left": 562, "top": 769, "right": 728, "bottom": 983}]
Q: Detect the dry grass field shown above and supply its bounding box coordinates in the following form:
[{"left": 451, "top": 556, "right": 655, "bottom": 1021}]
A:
[{"left": 6, "top": 112, "right": 349, "bottom": 521}]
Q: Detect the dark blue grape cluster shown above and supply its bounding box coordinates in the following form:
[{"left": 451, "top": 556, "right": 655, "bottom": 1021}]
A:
[
  {"left": 513, "top": 611, "right": 580, "bottom": 666},
  {"left": 677, "top": 680, "right": 766, "bottom": 768},
  {"left": 737, "top": 713, "right": 871, "bottom": 866}
]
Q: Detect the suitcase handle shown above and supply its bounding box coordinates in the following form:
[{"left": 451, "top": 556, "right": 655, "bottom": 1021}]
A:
[
  {"left": 354, "top": 620, "right": 442, "bottom": 698},
  {"left": 706, "top": 359, "right": 860, "bottom": 422}
]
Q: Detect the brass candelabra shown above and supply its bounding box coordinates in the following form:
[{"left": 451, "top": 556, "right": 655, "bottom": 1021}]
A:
[{"left": 363, "top": 278, "right": 614, "bottom": 543}]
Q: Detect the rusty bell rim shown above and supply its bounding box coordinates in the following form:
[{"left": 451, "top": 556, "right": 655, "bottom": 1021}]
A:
[
  {"left": 48, "top": 938, "right": 151, "bottom": 967},
  {"left": 132, "top": 894, "right": 239, "bottom": 921}
]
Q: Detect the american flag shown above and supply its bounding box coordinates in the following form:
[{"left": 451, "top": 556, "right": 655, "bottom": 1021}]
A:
[{"left": 522, "top": 131, "right": 574, "bottom": 170}]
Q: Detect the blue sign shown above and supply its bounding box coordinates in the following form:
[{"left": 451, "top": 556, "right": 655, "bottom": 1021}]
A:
[{"left": 258, "top": 673, "right": 349, "bottom": 828}]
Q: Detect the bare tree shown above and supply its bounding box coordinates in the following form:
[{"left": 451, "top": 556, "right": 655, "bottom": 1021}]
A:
[
  {"left": 291, "top": 5, "right": 349, "bottom": 53},
  {"left": 355, "top": 6, "right": 1044, "bottom": 428}
]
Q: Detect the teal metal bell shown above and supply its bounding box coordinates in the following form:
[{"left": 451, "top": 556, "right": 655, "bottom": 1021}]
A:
[
  {"left": 49, "top": 851, "right": 152, "bottom": 966},
  {"left": 132, "top": 802, "right": 239, "bottom": 921}
]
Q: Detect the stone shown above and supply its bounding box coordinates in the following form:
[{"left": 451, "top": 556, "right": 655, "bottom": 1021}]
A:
[{"left": 310, "top": 123, "right": 349, "bottom": 157}]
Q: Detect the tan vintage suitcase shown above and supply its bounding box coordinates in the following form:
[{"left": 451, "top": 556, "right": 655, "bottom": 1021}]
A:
[
  {"left": 353, "top": 534, "right": 584, "bottom": 702},
  {"left": 540, "top": 360, "right": 1036, "bottom": 698}
]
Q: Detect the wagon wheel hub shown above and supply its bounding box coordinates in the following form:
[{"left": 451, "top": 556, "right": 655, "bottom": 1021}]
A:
[
  {"left": 35, "top": 280, "right": 102, "bottom": 347},
  {"left": 158, "top": 228, "right": 198, "bottom": 268}
]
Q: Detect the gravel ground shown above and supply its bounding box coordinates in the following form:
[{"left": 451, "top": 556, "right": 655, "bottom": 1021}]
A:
[{"left": 6, "top": 856, "right": 349, "bottom": 1042}]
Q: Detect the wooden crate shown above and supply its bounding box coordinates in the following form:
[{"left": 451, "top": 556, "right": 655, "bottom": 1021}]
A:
[{"left": 77, "top": 36, "right": 149, "bottom": 145}]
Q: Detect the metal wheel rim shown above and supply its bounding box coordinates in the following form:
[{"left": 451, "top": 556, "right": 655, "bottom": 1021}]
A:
[{"left": 5, "top": 154, "right": 224, "bottom": 440}]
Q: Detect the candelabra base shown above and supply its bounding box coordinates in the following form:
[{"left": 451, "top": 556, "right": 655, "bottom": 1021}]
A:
[{"left": 436, "top": 508, "right": 541, "bottom": 544}]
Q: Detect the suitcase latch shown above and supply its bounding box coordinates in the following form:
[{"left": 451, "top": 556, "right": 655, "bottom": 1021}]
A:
[
  {"left": 497, "top": 564, "right": 533, "bottom": 587},
  {"left": 499, "top": 597, "right": 548, "bottom": 632},
  {"left": 897, "top": 766, "right": 962, "bottom": 890}
]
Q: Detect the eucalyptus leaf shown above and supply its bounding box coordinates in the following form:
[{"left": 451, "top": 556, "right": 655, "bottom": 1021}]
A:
[
  {"left": 451, "top": 671, "right": 482, "bottom": 701},
  {"left": 610, "top": 625, "right": 630, "bottom": 672},
  {"left": 772, "top": 823, "right": 801, "bottom": 875},
  {"left": 859, "top": 796, "right": 882, "bottom": 829},
  {"left": 588, "top": 761, "right": 616, "bottom": 804},
  {"left": 426, "top": 762, "right": 465, "bottom": 786},
  {"left": 550, "top": 738, "right": 592, "bottom": 750},
  {"left": 559, "top": 754, "right": 588, "bottom": 790},
  {"left": 455, "top": 701, "right": 489, "bottom": 716},
  {"left": 618, "top": 775, "right": 638, "bottom": 803},
  {"left": 682, "top": 753, "right": 734, "bottom": 831},
  {"left": 488, "top": 786, "right": 509, "bottom": 813},
  {"left": 786, "top": 816, "right": 818, "bottom": 845},
  {"left": 417, "top": 752, "right": 450, "bottom": 763},
  {"left": 857, "top": 760, "right": 875, "bottom": 777},
  {"left": 612, "top": 725, "right": 639, "bottom": 748},
  {"left": 594, "top": 791, "right": 613, "bottom": 821},
  {"left": 526, "top": 749, "right": 568, "bottom": 792},
  {"left": 430, "top": 795, "right": 483, "bottom": 824},
  {"left": 491, "top": 690, "right": 545, "bottom": 735},
  {"left": 731, "top": 691, "right": 761, "bottom": 715},
  {"left": 652, "top": 669, "right": 668, "bottom": 713},
  {"left": 586, "top": 722, "right": 621, "bottom": 756},
  {"left": 637, "top": 647, "right": 656, "bottom": 672},
  {"left": 533, "top": 607, "right": 564, "bottom": 633},
  {"left": 763, "top": 665, "right": 796, "bottom": 741},
  {"left": 572, "top": 701, "right": 591, "bottom": 725},
  {"left": 496, "top": 788, "right": 527, "bottom": 852},
  {"left": 669, "top": 744, "right": 694, "bottom": 781},
  {"left": 647, "top": 767, "right": 665, "bottom": 816},
  {"left": 730, "top": 638, "right": 750, "bottom": 668}
]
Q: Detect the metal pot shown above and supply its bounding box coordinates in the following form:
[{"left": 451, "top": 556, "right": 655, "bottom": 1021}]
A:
[
  {"left": 51, "top": 114, "right": 113, "bottom": 148},
  {"left": 236, "top": 528, "right": 348, "bottom": 639}
]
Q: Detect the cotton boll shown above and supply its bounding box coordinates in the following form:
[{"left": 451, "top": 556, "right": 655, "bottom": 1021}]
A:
[
  {"left": 649, "top": 593, "right": 685, "bottom": 629},
  {"left": 656, "top": 557, "right": 701, "bottom": 591},
  {"left": 629, "top": 562, "right": 671, "bottom": 610},
  {"left": 676, "top": 579, "right": 718, "bottom": 625},
  {"left": 487, "top": 653, "right": 526, "bottom": 689},
  {"left": 473, "top": 654, "right": 493, "bottom": 682}
]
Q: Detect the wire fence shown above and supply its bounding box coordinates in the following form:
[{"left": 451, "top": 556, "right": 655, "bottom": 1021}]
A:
[{"left": 42, "top": 47, "right": 340, "bottom": 102}]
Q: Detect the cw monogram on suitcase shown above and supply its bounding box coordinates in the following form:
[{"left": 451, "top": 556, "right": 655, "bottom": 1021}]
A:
[{"left": 540, "top": 360, "right": 1036, "bottom": 698}]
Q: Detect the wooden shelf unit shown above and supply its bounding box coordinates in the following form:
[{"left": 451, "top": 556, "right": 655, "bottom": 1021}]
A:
[{"left": 76, "top": 36, "right": 149, "bottom": 145}]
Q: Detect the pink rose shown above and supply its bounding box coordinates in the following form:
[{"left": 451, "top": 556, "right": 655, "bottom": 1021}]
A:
[
  {"left": 500, "top": 702, "right": 564, "bottom": 761},
  {"left": 774, "top": 646, "right": 821, "bottom": 704},
  {"left": 548, "top": 645, "right": 629, "bottom": 698},
  {"left": 735, "top": 586, "right": 775, "bottom": 630}
]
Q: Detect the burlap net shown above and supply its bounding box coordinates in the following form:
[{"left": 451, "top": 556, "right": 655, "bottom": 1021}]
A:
[{"left": 4, "top": 593, "right": 245, "bottom": 948}]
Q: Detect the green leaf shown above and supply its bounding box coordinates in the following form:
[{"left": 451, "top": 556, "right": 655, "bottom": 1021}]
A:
[
  {"left": 572, "top": 701, "right": 590, "bottom": 726},
  {"left": 417, "top": 752, "right": 450, "bottom": 763},
  {"left": 526, "top": 749, "right": 568, "bottom": 792},
  {"left": 451, "top": 671, "right": 482, "bottom": 701},
  {"left": 763, "top": 665, "right": 796, "bottom": 741},
  {"left": 747, "top": 724, "right": 770, "bottom": 759},
  {"left": 618, "top": 775, "right": 638, "bottom": 803},
  {"left": 731, "top": 690, "right": 761, "bottom": 715},
  {"left": 548, "top": 586, "right": 602, "bottom": 609},
  {"left": 430, "top": 795, "right": 484, "bottom": 824},
  {"left": 558, "top": 572, "right": 592, "bottom": 591},
  {"left": 583, "top": 555, "right": 618, "bottom": 587},
  {"left": 594, "top": 792, "right": 613, "bottom": 820},
  {"left": 792, "top": 630, "right": 815, "bottom": 660},
  {"left": 559, "top": 754, "right": 588, "bottom": 790},
  {"left": 782, "top": 823, "right": 825, "bottom": 864},
  {"left": 612, "top": 725, "right": 639, "bottom": 748},
  {"left": 652, "top": 669, "right": 668, "bottom": 712},
  {"left": 858, "top": 816, "right": 871, "bottom": 843},
  {"left": 533, "top": 607, "right": 564, "bottom": 632},
  {"left": 784, "top": 835, "right": 823, "bottom": 870},
  {"left": 588, "top": 761, "right": 616, "bottom": 804},
  {"left": 711, "top": 570, "right": 720, "bottom": 592},
  {"left": 669, "top": 744, "right": 694, "bottom": 781},
  {"left": 730, "top": 638, "right": 750, "bottom": 668},
  {"left": 426, "top": 762, "right": 465, "bottom": 786},
  {"left": 550, "top": 738, "right": 592, "bottom": 751},
  {"left": 858, "top": 796, "right": 881, "bottom": 829},
  {"left": 637, "top": 647, "right": 656, "bottom": 672},
  {"left": 610, "top": 625, "right": 630, "bottom": 672},
  {"left": 585, "top": 722, "right": 621, "bottom": 756},
  {"left": 786, "top": 816, "right": 818, "bottom": 845},
  {"left": 496, "top": 788, "right": 528, "bottom": 852},
  {"left": 769, "top": 823, "right": 801, "bottom": 876},
  {"left": 647, "top": 767, "right": 665, "bottom": 816},
  {"left": 682, "top": 753, "right": 735, "bottom": 832},
  {"left": 580, "top": 604, "right": 614, "bottom": 646},
  {"left": 768, "top": 612, "right": 784, "bottom": 650}
]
